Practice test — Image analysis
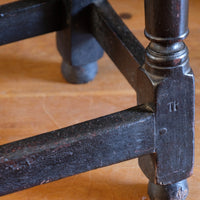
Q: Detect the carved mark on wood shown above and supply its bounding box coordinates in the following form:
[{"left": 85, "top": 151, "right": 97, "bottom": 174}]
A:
[{"left": 167, "top": 101, "right": 179, "bottom": 112}]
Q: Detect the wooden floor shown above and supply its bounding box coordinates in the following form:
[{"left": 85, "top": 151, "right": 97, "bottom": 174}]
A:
[{"left": 0, "top": 0, "right": 199, "bottom": 199}]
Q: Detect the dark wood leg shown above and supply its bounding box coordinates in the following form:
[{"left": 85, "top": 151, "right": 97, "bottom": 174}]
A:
[
  {"left": 61, "top": 61, "right": 98, "bottom": 84},
  {"left": 138, "top": 0, "right": 195, "bottom": 199},
  {"left": 148, "top": 180, "right": 189, "bottom": 200},
  {"left": 56, "top": 1, "right": 103, "bottom": 84}
]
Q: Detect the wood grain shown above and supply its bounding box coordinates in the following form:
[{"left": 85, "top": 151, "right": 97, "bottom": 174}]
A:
[{"left": 0, "top": 0, "right": 199, "bottom": 199}]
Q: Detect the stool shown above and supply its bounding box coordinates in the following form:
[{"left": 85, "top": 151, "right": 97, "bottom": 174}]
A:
[{"left": 0, "top": 0, "right": 195, "bottom": 199}]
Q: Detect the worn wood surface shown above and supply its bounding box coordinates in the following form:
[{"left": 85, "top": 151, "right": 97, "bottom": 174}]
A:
[{"left": 0, "top": 0, "right": 199, "bottom": 199}]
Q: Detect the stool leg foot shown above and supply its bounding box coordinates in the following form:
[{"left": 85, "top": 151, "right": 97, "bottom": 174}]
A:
[
  {"left": 61, "top": 61, "right": 98, "bottom": 84},
  {"left": 148, "top": 180, "right": 189, "bottom": 200}
]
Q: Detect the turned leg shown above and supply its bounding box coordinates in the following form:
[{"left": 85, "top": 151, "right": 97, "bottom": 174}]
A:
[
  {"left": 148, "top": 180, "right": 189, "bottom": 200},
  {"left": 137, "top": 0, "right": 195, "bottom": 199},
  {"left": 56, "top": 0, "right": 103, "bottom": 84}
]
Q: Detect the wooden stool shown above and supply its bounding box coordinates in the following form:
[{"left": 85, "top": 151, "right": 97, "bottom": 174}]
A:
[{"left": 0, "top": 0, "right": 194, "bottom": 199}]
